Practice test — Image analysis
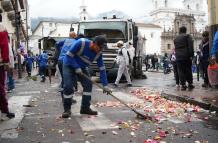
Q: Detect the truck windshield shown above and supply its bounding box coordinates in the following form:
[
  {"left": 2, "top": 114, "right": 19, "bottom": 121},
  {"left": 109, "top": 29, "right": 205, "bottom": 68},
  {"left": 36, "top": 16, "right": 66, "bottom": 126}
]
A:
[{"left": 78, "top": 21, "right": 127, "bottom": 43}]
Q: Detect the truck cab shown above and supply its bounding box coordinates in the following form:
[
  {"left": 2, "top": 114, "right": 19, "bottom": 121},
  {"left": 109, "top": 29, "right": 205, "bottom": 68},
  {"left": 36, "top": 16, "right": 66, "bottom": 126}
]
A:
[{"left": 77, "top": 18, "right": 144, "bottom": 79}]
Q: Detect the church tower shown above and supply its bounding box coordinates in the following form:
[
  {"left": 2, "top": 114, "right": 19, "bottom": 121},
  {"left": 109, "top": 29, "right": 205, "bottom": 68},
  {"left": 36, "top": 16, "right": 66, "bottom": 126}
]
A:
[
  {"left": 79, "top": 0, "right": 88, "bottom": 21},
  {"left": 183, "top": 0, "right": 206, "bottom": 32},
  {"left": 151, "top": 0, "right": 173, "bottom": 31},
  {"left": 152, "top": 0, "right": 169, "bottom": 9},
  {"left": 183, "top": 0, "right": 203, "bottom": 11}
]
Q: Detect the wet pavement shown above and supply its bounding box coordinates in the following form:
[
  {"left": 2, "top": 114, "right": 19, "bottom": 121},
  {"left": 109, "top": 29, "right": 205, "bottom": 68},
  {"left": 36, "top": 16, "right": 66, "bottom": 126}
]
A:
[
  {"left": 0, "top": 70, "right": 218, "bottom": 143},
  {"left": 134, "top": 71, "right": 218, "bottom": 112}
]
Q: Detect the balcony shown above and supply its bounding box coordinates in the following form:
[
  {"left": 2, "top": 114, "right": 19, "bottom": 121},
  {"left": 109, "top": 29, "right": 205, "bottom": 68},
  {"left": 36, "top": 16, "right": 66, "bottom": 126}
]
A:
[{"left": 1, "top": 0, "right": 13, "bottom": 12}]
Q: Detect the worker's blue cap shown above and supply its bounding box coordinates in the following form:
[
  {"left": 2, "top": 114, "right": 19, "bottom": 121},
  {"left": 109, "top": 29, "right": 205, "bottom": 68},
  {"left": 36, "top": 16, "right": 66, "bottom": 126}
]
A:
[{"left": 93, "top": 35, "right": 108, "bottom": 49}]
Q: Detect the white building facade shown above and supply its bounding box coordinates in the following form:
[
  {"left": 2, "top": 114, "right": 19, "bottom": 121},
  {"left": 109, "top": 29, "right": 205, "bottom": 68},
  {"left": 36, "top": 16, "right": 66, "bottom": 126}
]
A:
[
  {"left": 136, "top": 23, "right": 162, "bottom": 55},
  {"left": 1, "top": 0, "right": 30, "bottom": 54},
  {"left": 79, "top": 0, "right": 89, "bottom": 21},
  {"left": 150, "top": 0, "right": 208, "bottom": 32},
  {"left": 29, "top": 21, "right": 78, "bottom": 54}
]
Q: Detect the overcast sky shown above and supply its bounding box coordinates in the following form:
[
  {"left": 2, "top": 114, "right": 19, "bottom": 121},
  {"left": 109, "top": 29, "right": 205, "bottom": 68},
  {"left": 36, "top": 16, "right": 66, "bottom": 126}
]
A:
[{"left": 28, "top": 0, "right": 154, "bottom": 18}]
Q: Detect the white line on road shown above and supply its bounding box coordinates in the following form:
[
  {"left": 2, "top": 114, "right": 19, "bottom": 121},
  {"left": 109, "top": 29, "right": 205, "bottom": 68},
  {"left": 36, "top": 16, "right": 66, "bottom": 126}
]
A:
[
  {"left": 72, "top": 96, "right": 118, "bottom": 131},
  {"left": 112, "top": 91, "right": 144, "bottom": 103},
  {"left": 95, "top": 88, "right": 144, "bottom": 104},
  {"left": 17, "top": 91, "right": 41, "bottom": 95},
  {"left": 0, "top": 96, "right": 32, "bottom": 138}
]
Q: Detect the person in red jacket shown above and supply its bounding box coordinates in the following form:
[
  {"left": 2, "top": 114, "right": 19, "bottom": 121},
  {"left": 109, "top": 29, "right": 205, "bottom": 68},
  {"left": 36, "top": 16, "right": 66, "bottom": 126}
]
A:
[{"left": 0, "top": 14, "right": 15, "bottom": 119}]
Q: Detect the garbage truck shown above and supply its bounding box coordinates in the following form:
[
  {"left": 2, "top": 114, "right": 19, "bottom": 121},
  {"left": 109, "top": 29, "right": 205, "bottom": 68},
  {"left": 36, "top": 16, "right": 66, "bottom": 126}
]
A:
[{"left": 74, "top": 17, "right": 145, "bottom": 79}]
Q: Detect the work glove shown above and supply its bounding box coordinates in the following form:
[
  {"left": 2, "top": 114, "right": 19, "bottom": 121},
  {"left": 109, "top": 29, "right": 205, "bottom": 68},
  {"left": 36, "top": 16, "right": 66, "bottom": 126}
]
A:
[
  {"left": 103, "top": 86, "right": 112, "bottom": 95},
  {"left": 75, "top": 68, "right": 83, "bottom": 75}
]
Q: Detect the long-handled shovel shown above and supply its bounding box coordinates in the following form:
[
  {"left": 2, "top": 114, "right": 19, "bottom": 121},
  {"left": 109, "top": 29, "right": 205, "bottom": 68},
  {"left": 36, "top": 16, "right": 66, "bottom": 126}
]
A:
[{"left": 81, "top": 73, "right": 154, "bottom": 121}]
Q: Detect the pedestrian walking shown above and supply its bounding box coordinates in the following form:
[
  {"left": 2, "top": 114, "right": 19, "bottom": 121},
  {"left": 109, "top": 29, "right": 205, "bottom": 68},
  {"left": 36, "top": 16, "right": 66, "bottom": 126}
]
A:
[
  {"left": 38, "top": 51, "right": 48, "bottom": 82},
  {"left": 0, "top": 14, "right": 15, "bottom": 119},
  {"left": 25, "top": 50, "right": 34, "bottom": 77},
  {"left": 155, "top": 55, "right": 160, "bottom": 71},
  {"left": 114, "top": 40, "right": 132, "bottom": 87},
  {"left": 162, "top": 53, "right": 170, "bottom": 74},
  {"left": 174, "top": 26, "right": 195, "bottom": 90},
  {"left": 61, "top": 35, "right": 112, "bottom": 118},
  {"left": 144, "top": 55, "right": 150, "bottom": 71},
  {"left": 199, "top": 31, "right": 210, "bottom": 87},
  {"left": 151, "top": 55, "right": 156, "bottom": 70},
  {"left": 194, "top": 51, "right": 201, "bottom": 81},
  {"left": 170, "top": 49, "right": 179, "bottom": 87}
]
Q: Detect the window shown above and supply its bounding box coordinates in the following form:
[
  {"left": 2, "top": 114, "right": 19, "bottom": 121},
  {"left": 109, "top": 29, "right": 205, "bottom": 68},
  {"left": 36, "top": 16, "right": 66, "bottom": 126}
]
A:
[
  {"left": 78, "top": 21, "right": 128, "bottom": 42},
  {"left": 151, "top": 32, "right": 154, "bottom": 38},
  {"left": 165, "top": 0, "right": 168, "bottom": 7},
  {"left": 167, "top": 44, "right": 171, "bottom": 50},
  {"left": 187, "top": 5, "right": 190, "bottom": 9},
  {"left": 155, "top": 1, "right": 157, "bottom": 9}
]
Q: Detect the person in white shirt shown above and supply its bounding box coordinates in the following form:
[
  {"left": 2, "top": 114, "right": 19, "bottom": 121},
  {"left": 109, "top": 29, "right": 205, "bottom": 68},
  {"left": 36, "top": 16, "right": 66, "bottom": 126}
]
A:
[{"left": 114, "top": 41, "right": 132, "bottom": 87}]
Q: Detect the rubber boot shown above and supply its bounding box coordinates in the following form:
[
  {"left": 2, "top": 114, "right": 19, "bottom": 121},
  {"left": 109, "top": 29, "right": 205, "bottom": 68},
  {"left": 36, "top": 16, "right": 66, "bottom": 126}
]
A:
[
  {"left": 62, "top": 98, "right": 72, "bottom": 118},
  {"left": 80, "top": 95, "right": 97, "bottom": 115}
]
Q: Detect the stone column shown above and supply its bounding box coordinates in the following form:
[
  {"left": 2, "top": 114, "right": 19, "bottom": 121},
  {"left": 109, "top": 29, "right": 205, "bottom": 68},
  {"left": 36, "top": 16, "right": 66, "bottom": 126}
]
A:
[{"left": 208, "top": 0, "right": 218, "bottom": 50}]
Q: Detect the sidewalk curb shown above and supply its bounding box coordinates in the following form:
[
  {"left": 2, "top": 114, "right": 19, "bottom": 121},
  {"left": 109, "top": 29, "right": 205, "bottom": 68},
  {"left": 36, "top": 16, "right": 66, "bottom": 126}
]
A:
[{"left": 161, "top": 92, "right": 217, "bottom": 112}]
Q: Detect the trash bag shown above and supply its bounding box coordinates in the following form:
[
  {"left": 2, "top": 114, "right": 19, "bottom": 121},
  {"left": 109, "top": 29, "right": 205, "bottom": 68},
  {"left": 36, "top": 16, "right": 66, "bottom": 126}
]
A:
[{"left": 208, "top": 63, "right": 218, "bottom": 86}]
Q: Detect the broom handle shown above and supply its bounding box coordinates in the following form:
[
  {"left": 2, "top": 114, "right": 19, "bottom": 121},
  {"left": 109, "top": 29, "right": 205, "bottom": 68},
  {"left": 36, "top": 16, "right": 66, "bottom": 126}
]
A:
[{"left": 81, "top": 73, "right": 135, "bottom": 111}]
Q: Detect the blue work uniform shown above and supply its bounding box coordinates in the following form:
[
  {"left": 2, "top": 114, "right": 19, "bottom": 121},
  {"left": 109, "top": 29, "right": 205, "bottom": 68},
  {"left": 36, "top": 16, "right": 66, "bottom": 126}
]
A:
[
  {"left": 56, "top": 39, "right": 65, "bottom": 52},
  {"left": 58, "top": 38, "right": 77, "bottom": 90},
  {"left": 38, "top": 53, "right": 48, "bottom": 81},
  {"left": 59, "top": 38, "right": 76, "bottom": 61},
  {"left": 211, "top": 31, "right": 218, "bottom": 58},
  {"left": 25, "top": 55, "right": 34, "bottom": 76},
  {"left": 62, "top": 38, "right": 108, "bottom": 111}
]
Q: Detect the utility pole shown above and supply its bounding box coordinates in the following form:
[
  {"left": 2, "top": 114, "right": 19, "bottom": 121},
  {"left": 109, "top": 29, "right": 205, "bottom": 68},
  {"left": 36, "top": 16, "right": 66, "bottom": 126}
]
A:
[{"left": 14, "top": 0, "right": 22, "bottom": 78}]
